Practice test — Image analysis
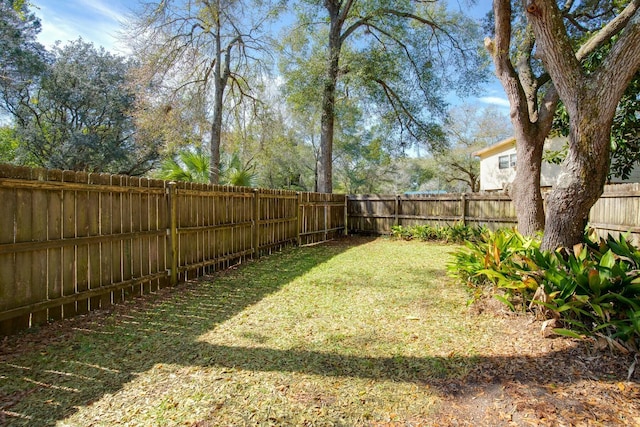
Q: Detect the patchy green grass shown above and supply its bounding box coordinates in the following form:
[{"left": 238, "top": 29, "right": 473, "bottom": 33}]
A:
[{"left": 1, "top": 237, "right": 506, "bottom": 426}]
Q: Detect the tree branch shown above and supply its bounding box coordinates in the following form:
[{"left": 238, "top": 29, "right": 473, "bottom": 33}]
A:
[
  {"left": 594, "top": 9, "right": 640, "bottom": 112},
  {"left": 526, "top": 0, "right": 583, "bottom": 105},
  {"left": 575, "top": 0, "right": 640, "bottom": 60},
  {"left": 485, "top": 0, "right": 533, "bottom": 130}
]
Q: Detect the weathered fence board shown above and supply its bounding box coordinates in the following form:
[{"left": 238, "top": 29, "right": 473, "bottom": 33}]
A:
[
  {"left": 589, "top": 183, "right": 640, "bottom": 246},
  {"left": 0, "top": 165, "right": 346, "bottom": 335},
  {"left": 348, "top": 187, "right": 636, "bottom": 240}
]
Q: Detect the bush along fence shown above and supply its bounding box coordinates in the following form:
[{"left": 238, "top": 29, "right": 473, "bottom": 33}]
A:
[
  {"left": 347, "top": 185, "right": 640, "bottom": 246},
  {"left": 0, "top": 165, "right": 346, "bottom": 335}
]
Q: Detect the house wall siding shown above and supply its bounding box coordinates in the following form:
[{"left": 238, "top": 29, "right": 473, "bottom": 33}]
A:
[{"left": 477, "top": 137, "right": 640, "bottom": 191}]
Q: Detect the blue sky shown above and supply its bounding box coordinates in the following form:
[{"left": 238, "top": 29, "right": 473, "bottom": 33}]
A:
[
  {"left": 30, "top": 0, "right": 509, "bottom": 110},
  {"left": 32, "top": 0, "right": 130, "bottom": 53}
]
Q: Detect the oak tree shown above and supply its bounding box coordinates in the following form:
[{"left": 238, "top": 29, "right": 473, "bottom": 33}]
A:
[
  {"left": 291, "top": 0, "right": 485, "bottom": 193},
  {"left": 485, "top": 0, "right": 639, "bottom": 243},
  {"left": 11, "top": 40, "right": 158, "bottom": 174},
  {"left": 526, "top": 0, "right": 640, "bottom": 249},
  {"left": 0, "top": 0, "right": 46, "bottom": 117}
]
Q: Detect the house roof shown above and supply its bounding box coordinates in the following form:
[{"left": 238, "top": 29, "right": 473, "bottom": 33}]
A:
[{"left": 472, "top": 137, "right": 516, "bottom": 159}]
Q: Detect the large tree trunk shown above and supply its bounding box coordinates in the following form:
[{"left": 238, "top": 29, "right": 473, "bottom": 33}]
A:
[
  {"left": 318, "top": 58, "right": 338, "bottom": 193},
  {"left": 541, "top": 105, "right": 611, "bottom": 249},
  {"left": 209, "top": 95, "right": 223, "bottom": 184},
  {"left": 209, "top": 28, "right": 235, "bottom": 185},
  {"left": 318, "top": 14, "right": 342, "bottom": 194},
  {"left": 511, "top": 130, "right": 546, "bottom": 235},
  {"left": 486, "top": 0, "right": 556, "bottom": 237},
  {"left": 209, "top": 26, "right": 224, "bottom": 185},
  {"left": 526, "top": 0, "right": 640, "bottom": 250}
]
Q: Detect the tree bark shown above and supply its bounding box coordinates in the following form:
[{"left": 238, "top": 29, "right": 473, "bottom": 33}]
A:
[
  {"left": 526, "top": 0, "right": 640, "bottom": 249},
  {"left": 318, "top": 2, "right": 343, "bottom": 194},
  {"left": 318, "top": 39, "right": 339, "bottom": 193},
  {"left": 209, "top": 22, "right": 224, "bottom": 185},
  {"left": 489, "top": 0, "right": 639, "bottom": 241},
  {"left": 209, "top": 27, "right": 235, "bottom": 185},
  {"left": 542, "top": 112, "right": 611, "bottom": 249},
  {"left": 486, "top": 0, "right": 556, "bottom": 236},
  {"left": 510, "top": 128, "right": 546, "bottom": 235}
]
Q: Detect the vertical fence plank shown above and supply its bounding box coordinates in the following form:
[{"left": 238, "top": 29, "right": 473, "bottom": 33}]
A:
[
  {"left": 61, "top": 171, "right": 77, "bottom": 318},
  {"left": 0, "top": 180, "right": 16, "bottom": 334},
  {"left": 121, "top": 176, "right": 134, "bottom": 298},
  {"left": 139, "top": 178, "right": 151, "bottom": 294},
  {"left": 99, "top": 174, "right": 114, "bottom": 307},
  {"left": 130, "top": 177, "right": 142, "bottom": 296},
  {"left": 167, "top": 182, "right": 178, "bottom": 286},
  {"left": 13, "top": 182, "right": 33, "bottom": 330},
  {"left": 252, "top": 189, "right": 259, "bottom": 256},
  {"left": 88, "top": 173, "right": 102, "bottom": 309},
  {"left": 46, "top": 170, "right": 63, "bottom": 321},
  {"left": 460, "top": 194, "right": 467, "bottom": 226},
  {"left": 74, "top": 172, "right": 90, "bottom": 314},
  {"left": 110, "top": 175, "right": 123, "bottom": 302},
  {"left": 30, "top": 170, "right": 49, "bottom": 326}
]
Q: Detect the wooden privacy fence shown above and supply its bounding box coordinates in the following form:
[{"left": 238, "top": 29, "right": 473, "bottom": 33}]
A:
[
  {"left": 589, "top": 183, "right": 640, "bottom": 246},
  {"left": 0, "top": 165, "right": 346, "bottom": 335},
  {"left": 348, "top": 193, "right": 516, "bottom": 233},
  {"left": 348, "top": 185, "right": 640, "bottom": 245}
]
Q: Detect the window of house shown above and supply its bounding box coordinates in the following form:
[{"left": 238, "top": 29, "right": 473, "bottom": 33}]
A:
[
  {"left": 498, "top": 155, "right": 509, "bottom": 169},
  {"left": 498, "top": 154, "right": 517, "bottom": 169}
]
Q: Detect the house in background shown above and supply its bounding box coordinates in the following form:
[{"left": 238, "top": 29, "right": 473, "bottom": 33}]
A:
[{"left": 474, "top": 136, "right": 640, "bottom": 192}]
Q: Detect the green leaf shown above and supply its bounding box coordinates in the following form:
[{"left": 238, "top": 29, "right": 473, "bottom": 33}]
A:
[
  {"left": 591, "top": 302, "right": 606, "bottom": 320},
  {"left": 624, "top": 283, "right": 640, "bottom": 295},
  {"left": 588, "top": 269, "right": 602, "bottom": 295},
  {"left": 552, "top": 328, "right": 584, "bottom": 339},
  {"left": 612, "top": 293, "right": 640, "bottom": 311},
  {"left": 600, "top": 249, "right": 616, "bottom": 269}
]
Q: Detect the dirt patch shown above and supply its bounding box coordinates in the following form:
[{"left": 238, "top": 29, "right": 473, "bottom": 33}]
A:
[{"left": 432, "top": 300, "right": 640, "bottom": 426}]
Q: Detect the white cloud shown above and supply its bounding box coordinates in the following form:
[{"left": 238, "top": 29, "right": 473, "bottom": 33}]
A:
[
  {"left": 33, "top": 0, "right": 128, "bottom": 53},
  {"left": 477, "top": 96, "right": 511, "bottom": 108},
  {"left": 77, "top": 0, "right": 127, "bottom": 23}
]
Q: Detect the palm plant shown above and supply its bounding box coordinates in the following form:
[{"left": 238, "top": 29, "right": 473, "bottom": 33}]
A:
[
  {"left": 221, "top": 152, "right": 256, "bottom": 187},
  {"left": 155, "top": 149, "right": 256, "bottom": 187},
  {"left": 156, "top": 148, "right": 210, "bottom": 183}
]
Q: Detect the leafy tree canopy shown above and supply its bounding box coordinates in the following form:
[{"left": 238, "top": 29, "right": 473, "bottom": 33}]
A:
[
  {"left": 0, "top": 0, "right": 47, "bottom": 116},
  {"left": 12, "top": 39, "right": 159, "bottom": 174}
]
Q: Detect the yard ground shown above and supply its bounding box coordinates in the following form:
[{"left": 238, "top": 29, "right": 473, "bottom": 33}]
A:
[{"left": 1, "top": 237, "right": 639, "bottom": 426}]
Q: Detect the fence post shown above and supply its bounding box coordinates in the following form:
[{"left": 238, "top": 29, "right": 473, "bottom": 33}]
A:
[
  {"left": 297, "top": 192, "right": 302, "bottom": 246},
  {"left": 344, "top": 195, "right": 349, "bottom": 236},
  {"left": 167, "top": 182, "right": 178, "bottom": 286},
  {"left": 252, "top": 189, "right": 259, "bottom": 257},
  {"left": 394, "top": 195, "right": 400, "bottom": 227},
  {"left": 460, "top": 193, "right": 467, "bottom": 226},
  {"left": 324, "top": 195, "right": 329, "bottom": 242}
]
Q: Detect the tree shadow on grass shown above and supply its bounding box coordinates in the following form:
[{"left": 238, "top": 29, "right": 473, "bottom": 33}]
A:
[
  {"left": 0, "top": 236, "right": 637, "bottom": 426},
  {"left": 0, "top": 238, "right": 373, "bottom": 425}
]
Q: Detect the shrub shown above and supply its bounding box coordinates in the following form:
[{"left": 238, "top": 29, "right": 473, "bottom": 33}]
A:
[
  {"left": 532, "top": 233, "right": 640, "bottom": 343},
  {"left": 390, "top": 224, "right": 487, "bottom": 244},
  {"left": 390, "top": 225, "right": 414, "bottom": 240},
  {"left": 447, "top": 228, "right": 541, "bottom": 308},
  {"left": 449, "top": 229, "right": 640, "bottom": 347}
]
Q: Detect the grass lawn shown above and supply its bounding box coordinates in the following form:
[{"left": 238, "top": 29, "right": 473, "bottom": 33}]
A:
[{"left": 1, "top": 237, "right": 638, "bottom": 426}]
